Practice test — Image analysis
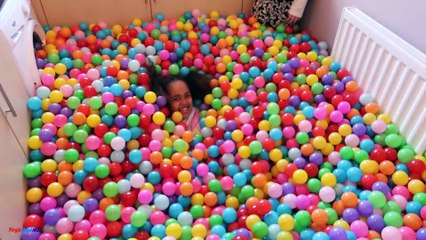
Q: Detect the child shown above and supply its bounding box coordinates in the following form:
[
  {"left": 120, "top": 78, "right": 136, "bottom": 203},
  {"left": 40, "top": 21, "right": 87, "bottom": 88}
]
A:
[
  {"left": 253, "top": 0, "right": 308, "bottom": 27},
  {"left": 151, "top": 71, "right": 212, "bottom": 134}
]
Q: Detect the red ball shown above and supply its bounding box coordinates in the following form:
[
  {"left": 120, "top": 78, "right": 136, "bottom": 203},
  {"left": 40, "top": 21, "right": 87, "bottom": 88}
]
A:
[
  {"left": 121, "top": 191, "right": 137, "bottom": 207},
  {"left": 94, "top": 124, "right": 109, "bottom": 138},
  {"left": 285, "top": 163, "right": 298, "bottom": 177},
  {"left": 109, "top": 162, "right": 122, "bottom": 176},
  {"left": 408, "top": 159, "right": 425, "bottom": 175},
  {"left": 77, "top": 104, "right": 91, "bottom": 116},
  {"left": 72, "top": 230, "right": 90, "bottom": 240},
  {"left": 40, "top": 172, "right": 57, "bottom": 186},
  {"left": 97, "top": 144, "right": 112, "bottom": 157},
  {"left": 257, "top": 199, "right": 272, "bottom": 215},
  {"left": 23, "top": 214, "right": 44, "bottom": 229},
  {"left": 118, "top": 105, "right": 131, "bottom": 116},
  {"left": 107, "top": 221, "right": 123, "bottom": 238},
  {"left": 304, "top": 163, "right": 319, "bottom": 177},
  {"left": 83, "top": 86, "right": 97, "bottom": 98},
  {"left": 252, "top": 106, "right": 265, "bottom": 119},
  {"left": 106, "top": 65, "right": 119, "bottom": 77},
  {"left": 138, "top": 73, "right": 151, "bottom": 86},
  {"left": 121, "top": 160, "right": 136, "bottom": 174},
  {"left": 361, "top": 174, "right": 378, "bottom": 190},
  {"left": 83, "top": 175, "right": 99, "bottom": 192}
]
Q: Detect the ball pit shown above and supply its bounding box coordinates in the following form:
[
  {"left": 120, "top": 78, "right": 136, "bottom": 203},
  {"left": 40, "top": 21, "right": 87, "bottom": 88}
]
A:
[{"left": 22, "top": 9, "right": 426, "bottom": 240}]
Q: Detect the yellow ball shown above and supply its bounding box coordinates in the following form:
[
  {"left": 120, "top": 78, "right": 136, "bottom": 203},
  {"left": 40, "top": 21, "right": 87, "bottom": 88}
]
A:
[
  {"left": 238, "top": 146, "right": 250, "bottom": 159},
  {"left": 192, "top": 223, "right": 208, "bottom": 238},
  {"left": 132, "top": 18, "right": 142, "bottom": 26},
  {"left": 41, "top": 159, "right": 57, "bottom": 172},
  {"left": 118, "top": 79, "right": 130, "bottom": 90},
  {"left": 47, "top": 182, "right": 64, "bottom": 197},
  {"left": 225, "top": 196, "right": 239, "bottom": 209},
  {"left": 228, "top": 88, "right": 239, "bottom": 99},
  {"left": 54, "top": 63, "right": 67, "bottom": 75},
  {"left": 42, "top": 111, "right": 55, "bottom": 123},
  {"left": 408, "top": 179, "right": 425, "bottom": 194},
  {"left": 144, "top": 91, "right": 157, "bottom": 103},
  {"left": 191, "top": 193, "right": 204, "bottom": 205},
  {"left": 152, "top": 112, "right": 166, "bottom": 125},
  {"left": 58, "top": 234, "right": 73, "bottom": 240},
  {"left": 112, "top": 24, "right": 123, "bottom": 36},
  {"left": 321, "top": 172, "right": 337, "bottom": 187},
  {"left": 87, "top": 114, "right": 101, "bottom": 128},
  {"left": 222, "top": 55, "right": 232, "bottom": 64},
  {"left": 392, "top": 171, "right": 409, "bottom": 186},
  {"left": 26, "top": 187, "right": 43, "bottom": 203},
  {"left": 293, "top": 114, "right": 306, "bottom": 125},
  {"left": 307, "top": 51, "right": 318, "bottom": 62},
  {"left": 178, "top": 170, "right": 192, "bottom": 183},
  {"left": 72, "top": 160, "right": 84, "bottom": 172},
  {"left": 172, "top": 111, "right": 183, "bottom": 123},
  {"left": 268, "top": 46, "right": 279, "bottom": 56},
  {"left": 54, "top": 77, "right": 67, "bottom": 89},
  {"left": 377, "top": 113, "right": 391, "bottom": 124},
  {"left": 306, "top": 74, "right": 319, "bottom": 86},
  {"left": 204, "top": 116, "right": 217, "bottom": 128},
  {"left": 225, "top": 36, "right": 235, "bottom": 46},
  {"left": 269, "top": 148, "right": 283, "bottom": 162},
  {"left": 210, "top": 10, "right": 220, "bottom": 19},
  {"left": 166, "top": 223, "right": 182, "bottom": 239},
  {"left": 28, "top": 136, "right": 43, "bottom": 149},
  {"left": 322, "top": 56, "right": 334, "bottom": 67},
  {"left": 231, "top": 78, "right": 243, "bottom": 90},
  {"left": 360, "top": 160, "right": 379, "bottom": 174},
  {"left": 49, "top": 90, "right": 64, "bottom": 103},
  {"left": 328, "top": 132, "right": 342, "bottom": 145},
  {"left": 333, "top": 219, "right": 350, "bottom": 230},
  {"left": 258, "top": 120, "right": 271, "bottom": 131},
  {"left": 312, "top": 136, "right": 327, "bottom": 149},
  {"left": 363, "top": 113, "right": 377, "bottom": 125},
  {"left": 338, "top": 124, "right": 352, "bottom": 137},
  {"left": 184, "top": 22, "right": 193, "bottom": 31},
  {"left": 237, "top": 45, "right": 247, "bottom": 54},
  {"left": 278, "top": 214, "right": 294, "bottom": 231},
  {"left": 246, "top": 214, "right": 261, "bottom": 230},
  {"left": 77, "top": 191, "right": 92, "bottom": 204},
  {"left": 277, "top": 231, "right": 294, "bottom": 240},
  {"left": 293, "top": 169, "right": 308, "bottom": 184}
]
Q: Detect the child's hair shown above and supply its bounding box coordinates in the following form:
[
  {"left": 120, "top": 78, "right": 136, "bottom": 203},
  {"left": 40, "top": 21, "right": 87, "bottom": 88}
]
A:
[{"left": 151, "top": 71, "right": 212, "bottom": 104}]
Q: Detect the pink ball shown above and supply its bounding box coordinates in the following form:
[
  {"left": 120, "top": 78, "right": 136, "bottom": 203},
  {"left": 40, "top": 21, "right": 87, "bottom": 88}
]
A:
[
  {"left": 40, "top": 142, "right": 56, "bottom": 156},
  {"left": 82, "top": 52, "right": 93, "bottom": 64},
  {"left": 220, "top": 176, "right": 234, "bottom": 191},
  {"left": 238, "top": 112, "right": 251, "bottom": 124},
  {"left": 298, "top": 120, "right": 312, "bottom": 132},
  {"left": 56, "top": 217, "right": 74, "bottom": 234},
  {"left": 206, "top": 234, "right": 221, "bottom": 240},
  {"left": 191, "top": 178, "right": 202, "bottom": 193},
  {"left": 330, "top": 110, "right": 344, "bottom": 123},
  {"left": 150, "top": 210, "right": 166, "bottom": 225},
  {"left": 192, "top": 8, "right": 201, "bottom": 18},
  {"left": 193, "top": 58, "right": 203, "bottom": 69},
  {"left": 337, "top": 101, "right": 351, "bottom": 113},
  {"left": 101, "top": 92, "right": 114, "bottom": 103},
  {"left": 253, "top": 39, "right": 264, "bottom": 48},
  {"left": 283, "top": 126, "right": 296, "bottom": 138},
  {"left": 65, "top": 183, "right": 82, "bottom": 198},
  {"left": 142, "top": 103, "right": 155, "bottom": 116},
  {"left": 38, "top": 233, "right": 56, "bottom": 240},
  {"left": 196, "top": 163, "right": 209, "bottom": 176},
  {"left": 253, "top": 76, "right": 265, "bottom": 88},
  {"left": 110, "top": 136, "right": 126, "bottom": 151},
  {"left": 151, "top": 129, "right": 165, "bottom": 141},
  {"left": 75, "top": 219, "right": 92, "bottom": 232},
  {"left": 41, "top": 74, "right": 55, "bottom": 85},
  {"left": 148, "top": 140, "right": 162, "bottom": 151},
  {"left": 392, "top": 186, "right": 411, "bottom": 199},
  {"left": 319, "top": 186, "right": 336, "bottom": 202},
  {"left": 241, "top": 123, "right": 254, "bottom": 136},
  {"left": 264, "top": 36, "right": 274, "bottom": 46},
  {"left": 63, "top": 200, "right": 79, "bottom": 214},
  {"left": 268, "top": 183, "right": 282, "bottom": 198},
  {"left": 134, "top": 53, "right": 146, "bottom": 65},
  {"left": 59, "top": 84, "right": 74, "bottom": 97},
  {"left": 89, "top": 210, "right": 106, "bottom": 225},
  {"left": 90, "top": 223, "right": 107, "bottom": 239},
  {"left": 233, "top": 63, "right": 244, "bottom": 74},
  {"left": 162, "top": 181, "right": 177, "bottom": 196},
  {"left": 283, "top": 194, "right": 297, "bottom": 208},
  {"left": 85, "top": 135, "right": 101, "bottom": 150},
  {"left": 314, "top": 107, "right": 327, "bottom": 119},
  {"left": 399, "top": 226, "right": 416, "bottom": 240},
  {"left": 130, "top": 173, "right": 145, "bottom": 188},
  {"left": 159, "top": 50, "right": 170, "bottom": 60},
  {"left": 87, "top": 68, "right": 100, "bottom": 80},
  {"left": 299, "top": 59, "right": 310, "bottom": 68},
  {"left": 381, "top": 226, "right": 402, "bottom": 240},
  {"left": 371, "top": 119, "right": 387, "bottom": 134},
  {"left": 40, "top": 197, "right": 57, "bottom": 211},
  {"left": 69, "top": 69, "right": 81, "bottom": 78},
  {"left": 121, "top": 207, "right": 136, "bottom": 223},
  {"left": 53, "top": 114, "right": 68, "bottom": 128},
  {"left": 344, "top": 134, "right": 360, "bottom": 147},
  {"left": 245, "top": 90, "right": 257, "bottom": 102},
  {"left": 295, "top": 195, "right": 310, "bottom": 210},
  {"left": 350, "top": 220, "right": 368, "bottom": 237},
  {"left": 421, "top": 206, "right": 426, "bottom": 219},
  {"left": 256, "top": 130, "right": 269, "bottom": 142}
]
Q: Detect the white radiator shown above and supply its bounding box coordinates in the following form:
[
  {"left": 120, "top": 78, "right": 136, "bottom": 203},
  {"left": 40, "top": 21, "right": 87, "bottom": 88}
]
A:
[{"left": 331, "top": 7, "right": 426, "bottom": 153}]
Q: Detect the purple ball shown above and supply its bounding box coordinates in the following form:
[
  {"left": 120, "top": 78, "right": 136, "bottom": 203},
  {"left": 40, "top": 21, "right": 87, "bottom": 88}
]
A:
[
  {"left": 189, "top": 17, "right": 198, "bottom": 26},
  {"left": 28, "top": 203, "right": 43, "bottom": 216},
  {"left": 92, "top": 188, "right": 105, "bottom": 200},
  {"left": 20, "top": 231, "right": 41, "bottom": 240},
  {"left": 283, "top": 73, "right": 294, "bottom": 82},
  {"left": 234, "top": 228, "right": 251, "bottom": 238},
  {"left": 254, "top": 48, "right": 264, "bottom": 58},
  {"left": 28, "top": 177, "right": 41, "bottom": 188},
  {"left": 372, "top": 181, "right": 390, "bottom": 195},
  {"left": 56, "top": 193, "right": 69, "bottom": 207},
  {"left": 37, "top": 58, "right": 46, "bottom": 69},
  {"left": 169, "top": 52, "right": 178, "bottom": 63},
  {"left": 39, "top": 129, "right": 54, "bottom": 142},
  {"left": 247, "top": 85, "right": 257, "bottom": 91},
  {"left": 120, "top": 57, "right": 130, "bottom": 69},
  {"left": 280, "top": 63, "right": 291, "bottom": 73},
  {"left": 282, "top": 182, "right": 295, "bottom": 195},
  {"left": 333, "top": 81, "right": 345, "bottom": 93},
  {"left": 289, "top": 95, "right": 301, "bottom": 107},
  {"left": 417, "top": 228, "right": 426, "bottom": 240},
  {"left": 367, "top": 214, "right": 385, "bottom": 232},
  {"left": 342, "top": 76, "right": 353, "bottom": 85},
  {"left": 329, "top": 227, "right": 348, "bottom": 240},
  {"left": 342, "top": 208, "right": 360, "bottom": 223},
  {"left": 201, "top": 26, "right": 210, "bottom": 34},
  {"left": 122, "top": 90, "right": 134, "bottom": 99},
  {"left": 44, "top": 208, "right": 61, "bottom": 225},
  {"left": 47, "top": 103, "right": 62, "bottom": 115},
  {"left": 114, "top": 115, "right": 127, "bottom": 128},
  {"left": 309, "top": 152, "right": 324, "bottom": 165},
  {"left": 226, "top": 120, "right": 238, "bottom": 131},
  {"left": 294, "top": 157, "right": 307, "bottom": 168},
  {"left": 60, "top": 107, "right": 73, "bottom": 118},
  {"left": 352, "top": 123, "right": 367, "bottom": 136},
  {"left": 289, "top": 57, "right": 300, "bottom": 69},
  {"left": 357, "top": 200, "right": 374, "bottom": 216},
  {"left": 83, "top": 198, "right": 99, "bottom": 213},
  {"left": 156, "top": 96, "right": 167, "bottom": 107},
  {"left": 321, "top": 74, "right": 334, "bottom": 85},
  {"left": 314, "top": 94, "right": 326, "bottom": 104}
]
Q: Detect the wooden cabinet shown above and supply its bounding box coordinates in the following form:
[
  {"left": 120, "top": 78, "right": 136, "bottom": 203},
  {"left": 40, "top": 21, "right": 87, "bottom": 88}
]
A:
[
  {"left": 150, "top": 0, "right": 243, "bottom": 19},
  {"left": 242, "top": 0, "right": 256, "bottom": 16},
  {"left": 0, "top": 110, "right": 28, "bottom": 240},
  {"left": 31, "top": 0, "right": 246, "bottom": 27},
  {"left": 39, "top": 0, "right": 152, "bottom": 26}
]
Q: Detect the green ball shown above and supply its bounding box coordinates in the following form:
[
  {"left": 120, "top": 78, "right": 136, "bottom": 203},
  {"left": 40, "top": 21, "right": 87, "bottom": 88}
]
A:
[
  {"left": 47, "top": 54, "right": 60, "bottom": 64},
  {"left": 295, "top": 74, "right": 307, "bottom": 85},
  {"left": 307, "top": 178, "right": 321, "bottom": 193},
  {"left": 31, "top": 128, "right": 41, "bottom": 136},
  {"left": 127, "top": 114, "right": 140, "bottom": 127},
  {"left": 240, "top": 53, "right": 250, "bottom": 63},
  {"left": 130, "top": 210, "right": 147, "bottom": 227},
  {"left": 311, "top": 82, "right": 324, "bottom": 95},
  {"left": 103, "top": 182, "right": 119, "bottom": 197},
  {"left": 325, "top": 208, "right": 338, "bottom": 224},
  {"left": 73, "top": 129, "right": 88, "bottom": 144},
  {"left": 73, "top": 89, "right": 85, "bottom": 101},
  {"left": 269, "top": 114, "right": 281, "bottom": 127},
  {"left": 249, "top": 140, "right": 262, "bottom": 155},
  {"left": 91, "top": 55, "right": 103, "bottom": 66},
  {"left": 276, "top": 53, "right": 287, "bottom": 63},
  {"left": 240, "top": 185, "right": 254, "bottom": 198},
  {"left": 89, "top": 96, "right": 102, "bottom": 110},
  {"left": 267, "top": 102, "right": 280, "bottom": 115},
  {"left": 103, "top": 132, "right": 116, "bottom": 145},
  {"left": 161, "top": 147, "right": 173, "bottom": 159},
  {"left": 173, "top": 139, "right": 187, "bottom": 152},
  {"left": 318, "top": 202, "right": 331, "bottom": 209},
  {"left": 354, "top": 149, "right": 369, "bottom": 163},
  {"left": 23, "top": 162, "right": 42, "bottom": 178},
  {"left": 209, "top": 214, "right": 223, "bottom": 226},
  {"left": 67, "top": 96, "right": 81, "bottom": 109},
  {"left": 296, "top": 132, "right": 309, "bottom": 144},
  {"left": 240, "top": 37, "right": 250, "bottom": 46},
  {"left": 276, "top": 24, "right": 285, "bottom": 33},
  {"left": 262, "top": 52, "right": 272, "bottom": 61},
  {"left": 181, "top": 225, "right": 193, "bottom": 240},
  {"left": 385, "top": 123, "right": 399, "bottom": 134},
  {"left": 294, "top": 210, "right": 311, "bottom": 228},
  {"left": 397, "top": 148, "right": 415, "bottom": 163},
  {"left": 151, "top": 29, "right": 161, "bottom": 39},
  {"left": 163, "top": 120, "right": 176, "bottom": 133},
  {"left": 105, "top": 102, "right": 118, "bottom": 115},
  {"left": 212, "top": 87, "right": 223, "bottom": 98},
  {"left": 384, "top": 211, "right": 403, "bottom": 227},
  {"left": 340, "top": 146, "right": 354, "bottom": 159},
  {"left": 169, "top": 64, "right": 180, "bottom": 75},
  {"left": 64, "top": 148, "right": 79, "bottom": 163},
  {"left": 190, "top": 205, "right": 204, "bottom": 219},
  {"left": 211, "top": 99, "right": 223, "bottom": 110},
  {"left": 385, "top": 133, "right": 402, "bottom": 148},
  {"left": 413, "top": 193, "right": 426, "bottom": 205},
  {"left": 208, "top": 179, "right": 222, "bottom": 193},
  {"left": 95, "top": 164, "right": 110, "bottom": 178},
  {"left": 31, "top": 118, "right": 43, "bottom": 129},
  {"left": 368, "top": 191, "right": 386, "bottom": 208},
  {"left": 265, "top": 82, "right": 277, "bottom": 93},
  {"left": 383, "top": 201, "right": 401, "bottom": 214},
  {"left": 105, "top": 205, "right": 121, "bottom": 221},
  {"left": 253, "top": 221, "right": 269, "bottom": 238},
  {"left": 87, "top": 237, "right": 100, "bottom": 240},
  {"left": 73, "top": 59, "right": 85, "bottom": 69}
]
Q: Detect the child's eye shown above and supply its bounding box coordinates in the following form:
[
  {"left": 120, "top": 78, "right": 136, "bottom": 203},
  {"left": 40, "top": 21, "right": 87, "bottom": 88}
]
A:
[
  {"left": 185, "top": 93, "right": 192, "bottom": 98},
  {"left": 171, "top": 96, "right": 180, "bottom": 102}
]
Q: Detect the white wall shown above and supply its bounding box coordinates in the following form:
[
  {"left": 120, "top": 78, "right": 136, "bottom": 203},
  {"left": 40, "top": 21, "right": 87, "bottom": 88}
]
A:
[{"left": 301, "top": 0, "right": 426, "bottom": 54}]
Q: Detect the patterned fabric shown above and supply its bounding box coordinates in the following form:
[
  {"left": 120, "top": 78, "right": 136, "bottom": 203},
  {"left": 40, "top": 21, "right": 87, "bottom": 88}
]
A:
[
  {"left": 253, "top": 0, "right": 293, "bottom": 27},
  {"left": 186, "top": 108, "right": 201, "bottom": 134}
]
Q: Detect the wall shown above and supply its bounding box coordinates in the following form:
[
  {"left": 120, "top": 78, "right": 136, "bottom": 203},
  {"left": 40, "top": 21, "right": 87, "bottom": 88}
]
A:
[{"left": 301, "top": 0, "right": 426, "bottom": 54}]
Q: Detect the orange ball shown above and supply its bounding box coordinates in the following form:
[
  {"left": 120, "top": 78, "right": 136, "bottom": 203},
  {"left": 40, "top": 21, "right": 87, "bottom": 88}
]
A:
[
  {"left": 364, "top": 102, "right": 380, "bottom": 114},
  {"left": 72, "top": 112, "right": 87, "bottom": 125},
  {"left": 180, "top": 155, "right": 193, "bottom": 169},
  {"left": 345, "top": 80, "right": 358, "bottom": 92},
  {"left": 171, "top": 152, "right": 184, "bottom": 165},
  {"left": 379, "top": 160, "right": 395, "bottom": 175},
  {"left": 403, "top": 213, "right": 423, "bottom": 230},
  {"left": 58, "top": 161, "right": 73, "bottom": 172},
  {"left": 182, "top": 131, "right": 194, "bottom": 143},
  {"left": 311, "top": 209, "right": 328, "bottom": 226},
  {"left": 252, "top": 174, "right": 267, "bottom": 188},
  {"left": 99, "top": 198, "right": 114, "bottom": 211},
  {"left": 332, "top": 200, "right": 345, "bottom": 216},
  {"left": 180, "top": 182, "right": 194, "bottom": 196},
  {"left": 341, "top": 192, "right": 358, "bottom": 208},
  {"left": 150, "top": 151, "right": 163, "bottom": 165},
  {"left": 57, "top": 171, "right": 73, "bottom": 186},
  {"left": 204, "top": 192, "right": 218, "bottom": 207},
  {"left": 192, "top": 149, "right": 205, "bottom": 161},
  {"left": 300, "top": 143, "right": 315, "bottom": 156}
]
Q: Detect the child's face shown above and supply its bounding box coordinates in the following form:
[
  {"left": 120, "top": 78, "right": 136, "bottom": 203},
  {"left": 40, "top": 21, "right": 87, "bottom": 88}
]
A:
[{"left": 166, "top": 80, "right": 193, "bottom": 119}]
